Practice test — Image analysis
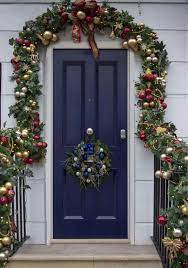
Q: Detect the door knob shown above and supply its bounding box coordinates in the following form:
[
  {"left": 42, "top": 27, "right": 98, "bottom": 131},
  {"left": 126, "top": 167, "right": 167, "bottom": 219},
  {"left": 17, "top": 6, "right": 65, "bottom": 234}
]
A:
[{"left": 120, "top": 129, "right": 126, "bottom": 140}]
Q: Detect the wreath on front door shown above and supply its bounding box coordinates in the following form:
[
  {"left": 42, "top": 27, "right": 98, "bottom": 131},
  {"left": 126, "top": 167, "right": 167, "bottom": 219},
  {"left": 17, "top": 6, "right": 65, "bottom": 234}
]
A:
[
  {"left": 65, "top": 128, "right": 111, "bottom": 189},
  {"left": 0, "top": 0, "right": 188, "bottom": 267}
]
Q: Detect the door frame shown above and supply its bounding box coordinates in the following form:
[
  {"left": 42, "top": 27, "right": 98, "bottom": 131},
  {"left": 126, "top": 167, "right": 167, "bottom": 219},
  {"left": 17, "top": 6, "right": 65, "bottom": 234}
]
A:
[{"left": 44, "top": 30, "right": 136, "bottom": 244}]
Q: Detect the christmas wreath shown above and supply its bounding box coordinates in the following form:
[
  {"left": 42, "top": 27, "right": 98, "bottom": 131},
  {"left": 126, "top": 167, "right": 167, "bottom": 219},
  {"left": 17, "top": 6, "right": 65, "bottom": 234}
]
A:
[
  {"left": 0, "top": 0, "right": 187, "bottom": 267},
  {"left": 65, "top": 129, "right": 111, "bottom": 188}
]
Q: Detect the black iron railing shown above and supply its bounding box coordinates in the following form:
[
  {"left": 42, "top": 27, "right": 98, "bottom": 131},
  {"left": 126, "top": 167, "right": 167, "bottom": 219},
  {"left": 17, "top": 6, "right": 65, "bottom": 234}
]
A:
[
  {"left": 153, "top": 156, "right": 170, "bottom": 268},
  {"left": 10, "top": 175, "right": 29, "bottom": 255}
]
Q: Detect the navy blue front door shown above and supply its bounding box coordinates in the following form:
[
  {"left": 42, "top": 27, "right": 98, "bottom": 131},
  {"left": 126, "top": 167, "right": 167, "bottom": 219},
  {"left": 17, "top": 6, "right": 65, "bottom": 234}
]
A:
[{"left": 53, "top": 49, "right": 127, "bottom": 238}]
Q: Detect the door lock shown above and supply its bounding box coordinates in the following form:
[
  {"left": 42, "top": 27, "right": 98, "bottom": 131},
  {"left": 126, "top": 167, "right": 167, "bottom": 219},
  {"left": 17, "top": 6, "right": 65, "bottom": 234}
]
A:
[{"left": 120, "top": 129, "right": 126, "bottom": 140}]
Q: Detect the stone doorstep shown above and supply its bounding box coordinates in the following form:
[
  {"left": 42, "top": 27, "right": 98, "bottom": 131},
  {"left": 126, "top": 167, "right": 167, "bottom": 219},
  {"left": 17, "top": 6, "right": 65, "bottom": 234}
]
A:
[
  {"left": 9, "top": 243, "right": 161, "bottom": 261},
  {"left": 8, "top": 244, "right": 163, "bottom": 268}
]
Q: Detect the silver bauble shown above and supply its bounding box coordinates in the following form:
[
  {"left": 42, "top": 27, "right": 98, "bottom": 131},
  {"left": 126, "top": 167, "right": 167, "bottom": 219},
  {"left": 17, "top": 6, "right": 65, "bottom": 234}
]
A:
[
  {"left": 162, "top": 171, "right": 171, "bottom": 180},
  {"left": 86, "top": 128, "right": 94, "bottom": 135},
  {"left": 155, "top": 170, "right": 163, "bottom": 179},
  {"left": 20, "top": 92, "right": 26, "bottom": 97},
  {"left": 21, "top": 87, "right": 28, "bottom": 93},
  {"left": 87, "top": 168, "right": 92, "bottom": 173},
  {"left": 74, "top": 157, "right": 78, "bottom": 162},
  {"left": 173, "top": 228, "right": 182, "bottom": 238},
  {"left": 160, "top": 154, "right": 166, "bottom": 161},
  {"left": 76, "top": 172, "right": 80, "bottom": 176},
  {"left": 0, "top": 253, "right": 6, "bottom": 260},
  {"left": 166, "top": 147, "right": 173, "bottom": 154},
  {"left": 178, "top": 220, "right": 184, "bottom": 226},
  {"left": 152, "top": 56, "right": 158, "bottom": 63},
  {"left": 146, "top": 56, "right": 152, "bottom": 62},
  {"left": 15, "top": 91, "right": 20, "bottom": 97}
]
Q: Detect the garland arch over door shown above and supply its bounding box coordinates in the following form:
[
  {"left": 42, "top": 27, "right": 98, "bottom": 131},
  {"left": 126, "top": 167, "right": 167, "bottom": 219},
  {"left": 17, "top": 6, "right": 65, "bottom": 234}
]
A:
[{"left": 0, "top": 0, "right": 188, "bottom": 267}]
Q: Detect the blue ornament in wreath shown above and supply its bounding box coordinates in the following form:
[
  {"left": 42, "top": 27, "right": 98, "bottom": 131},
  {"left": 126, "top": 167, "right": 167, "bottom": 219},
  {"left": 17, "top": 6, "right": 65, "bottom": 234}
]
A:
[{"left": 65, "top": 128, "right": 111, "bottom": 189}]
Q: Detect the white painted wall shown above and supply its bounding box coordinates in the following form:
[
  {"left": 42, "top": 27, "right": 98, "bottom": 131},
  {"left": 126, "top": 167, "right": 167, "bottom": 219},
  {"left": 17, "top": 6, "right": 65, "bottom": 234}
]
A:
[{"left": 0, "top": 0, "right": 188, "bottom": 245}]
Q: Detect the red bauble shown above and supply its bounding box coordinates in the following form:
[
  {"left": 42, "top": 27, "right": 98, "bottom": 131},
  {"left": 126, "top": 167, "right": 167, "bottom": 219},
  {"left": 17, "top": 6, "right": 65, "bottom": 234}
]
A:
[
  {"left": 86, "top": 16, "right": 93, "bottom": 23},
  {"left": 1, "top": 136, "right": 9, "bottom": 144},
  {"left": 157, "top": 215, "right": 167, "bottom": 226},
  {"left": 145, "top": 88, "right": 152, "bottom": 95},
  {"left": 139, "top": 91, "right": 146, "bottom": 99},
  {"left": 16, "top": 38, "right": 24, "bottom": 45},
  {"left": 161, "top": 102, "right": 167, "bottom": 109},
  {"left": 24, "top": 40, "right": 31, "bottom": 47},
  {"left": 36, "top": 142, "right": 43, "bottom": 148},
  {"left": 140, "top": 134, "right": 146, "bottom": 141},
  {"left": 0, "top": 196, "right": 8, "bottom": 205},
  {"left": 143, "top": 73, "right": 157, "bottom": 82},
  {"left": 42, "top": 142, "right": 48, "bottom": 148},
  {"left": 164, "top": 156, "right": 173, "bottom": 164},
  {"left": 123, "top": 27, "right": 131, "bottom": 34},
  {"left": 33, "top": 135, "right": 40, "bottom": 140},
  {"left": 33, "top": 120, "right": 40, "bottom": 127},
  {"left": 23, "top": 158, "right": 33, "bottom": 164},
  {"left": 11, "top": 58, "right": 17, "bottom": 65},
  {"left": 159, "top": 97, "right": 164, "bottom": 103},
  {"left": 146, "top": 94, "right": 153, "bottom": 102},
  {"left": 140, "top": 130, "right": 145, "bottom": 135}
]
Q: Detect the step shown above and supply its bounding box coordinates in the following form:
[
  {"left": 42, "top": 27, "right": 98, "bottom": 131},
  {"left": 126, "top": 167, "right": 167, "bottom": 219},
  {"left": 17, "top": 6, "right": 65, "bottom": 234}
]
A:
[{"left": 8, "top": 243, "right": 163, "bottom": 268}]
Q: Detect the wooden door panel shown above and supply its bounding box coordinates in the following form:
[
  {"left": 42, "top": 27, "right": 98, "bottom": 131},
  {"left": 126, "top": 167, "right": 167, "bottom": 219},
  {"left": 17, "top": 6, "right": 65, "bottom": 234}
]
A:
[{"left": 53, "top": 49, "right": 127, "bottom": 238}]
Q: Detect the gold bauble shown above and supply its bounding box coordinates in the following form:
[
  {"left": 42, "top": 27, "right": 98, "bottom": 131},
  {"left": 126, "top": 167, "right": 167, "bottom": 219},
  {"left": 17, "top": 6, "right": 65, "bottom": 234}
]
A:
[
  {"left": 139, "top": 22, "right": 145, "bottom": 27},
  {"left": 122, "top": 41, "right": 129, "bottom": 49},
  {"left": 15, "top": 152, "right": 22, "bottom": 158},
  {"left": 184, "top": 156, "right": 188, "bottom": 163},
  {"left": 15, "top": 91, "right": 20, "bottom": 97},
  {"left": 93, "top": 16, "right": 100, "bottom": 25},
  {"left": 127, "top": 38, "right": 138, "bottom": 52},
  {"left": 143, "top": 102, "right": 149, "bottom": 108},
  {"left": 51, "top": 34, "right": 58, "bottom": 42},
  {"left": 22, "top": 132, "right": 28, "bottom": 138},
  {"left": 137, "top": 38, "right": 142, "bottom": 44},
  {"left": 149, "top": 101, "right": 155, "bottom": 108},
  {"left": 103, "top": 8, "right": 109, "bottom": 16},
  {"left": 155, "top": 170, "right": 163, "bottom": 179},
  {"left": 41, "top": 39, "right": 50, "bottom": 46},
  {"left": 43, "top": 31, "right": 53, "bottom": 40},
  {"left": 0, "top": 186, "right": 8, "bottom": 195},
  {"left": 30, "top": 44, "right": 36, "bottom": 50},
  {"left": 22, "top": 151, "right": 29, "bottom": 158},
  {"left": 181, "top": 205, "right": 188, "bottom": 216},
  {"left": 160, "top": 154, "right": 167, "bottom": 161},
  {"left": 23, "top": 74, "right": 30, "bottom": 80},
  {"left": 5, "top": 182, "right": 13, "bottom": 190},
  {"left": 146, "top": 49, "right": 152, "bottom": 55},
  {"left": 2, "top": 236, "right": 11, "bottom": 246},
  {"left": 77, "top": 11, "right": 86, "bottom": 20},
  {"left": 31, "top": 101, "right": 37, "bottom": 107},
  {"left": 2, "top": 157, "right": 7, "bottom": 163},
  {"left": 26, "top": 47, "right": 31, "bottom": 53},
  {"left": 27, "top": 70, "right": 33, "bottom": 75}
]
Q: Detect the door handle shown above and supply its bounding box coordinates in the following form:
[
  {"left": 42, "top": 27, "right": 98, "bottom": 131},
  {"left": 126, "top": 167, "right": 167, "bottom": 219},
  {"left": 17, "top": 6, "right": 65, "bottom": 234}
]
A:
[{"left": 120, "top": 129, "right": 126, "bottom": 140}]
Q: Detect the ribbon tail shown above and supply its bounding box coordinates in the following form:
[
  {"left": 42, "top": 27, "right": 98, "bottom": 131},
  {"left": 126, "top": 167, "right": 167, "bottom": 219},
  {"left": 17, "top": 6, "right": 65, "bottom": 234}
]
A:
[{"left": 88, "top": 33, "right": 99, "bottom": 59}]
